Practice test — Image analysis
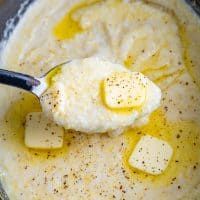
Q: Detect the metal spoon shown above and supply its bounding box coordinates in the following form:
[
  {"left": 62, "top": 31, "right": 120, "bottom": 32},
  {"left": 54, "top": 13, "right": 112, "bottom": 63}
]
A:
[{"left": 0, "top": 62, "right": 69, "bottom": 97}]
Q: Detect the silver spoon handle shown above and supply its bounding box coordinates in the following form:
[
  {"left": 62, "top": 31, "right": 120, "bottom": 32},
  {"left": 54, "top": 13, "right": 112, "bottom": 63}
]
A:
[{"left": 0, "top": 69, "right": 40, "bottom": 92}]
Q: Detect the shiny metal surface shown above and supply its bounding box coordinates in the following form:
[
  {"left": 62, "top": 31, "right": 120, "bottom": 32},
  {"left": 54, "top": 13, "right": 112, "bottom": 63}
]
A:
[
  {"left": 0, "top": 0, "right": 199, "bottom": 199},
  {"left": 0, "top": 2, "right": 35, "bottom": 199},
  {"left": 186, "top": 0, "right": 200, "bottom": 15},
  {"left": 0, "top": 182, "right": 8, "bottom": 200},
  {"left": 0, "top": 0, "right": 34, "bottom": 46}
]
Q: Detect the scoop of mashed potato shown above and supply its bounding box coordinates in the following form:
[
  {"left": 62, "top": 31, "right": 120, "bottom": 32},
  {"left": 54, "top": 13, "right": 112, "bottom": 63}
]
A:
[{"left": 40, "top": 58, "right": 161, "bottom": 135}]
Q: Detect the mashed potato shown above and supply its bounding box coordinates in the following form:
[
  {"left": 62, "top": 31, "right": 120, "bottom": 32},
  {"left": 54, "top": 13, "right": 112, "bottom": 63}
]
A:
[{"left": 40, "top": 58, "right": 161, "bottom": 135}]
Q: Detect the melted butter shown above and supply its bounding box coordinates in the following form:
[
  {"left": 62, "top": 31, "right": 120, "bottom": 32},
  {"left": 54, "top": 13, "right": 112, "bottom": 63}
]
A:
[
  {"left": 53, "top": 0, "right": 102, "bottom": 40},
  {"left": 123, "top": 109, "right": 200, "bottom": 186},
  {"left": 123, "top": 9, "right": 198, "bottom": 91},
  {"left": 45, "top": 65, "right": 62, "bottom": 87},
  {"left": 124, "top": 55, "right": 134, "bottom": 69},
  {"left": 27, "top": 134, "right": 70, "bottom": 163},
  {"left": 2, "top": 93, "right": 69, "bottom": 163},
  {"left": 100, "top": 81, "right": 144, "bottom": 114},
  {"left": 141, "top": 65, "right": 168, "bottom": 75},
  {"left": 4, "top": 93, "right": 41, "bottom": 134},
  {"left": 178, "top": 25, "right": 200, "bottom": 89},
  {"left": 140, "top": 46, "right": 169, "bottom": 73},
  {"left": 154, "top": 69, "right": 184, "bottom": 85},
  {"left": 124, "top": 39, "right": 148, "bottom": 69}
]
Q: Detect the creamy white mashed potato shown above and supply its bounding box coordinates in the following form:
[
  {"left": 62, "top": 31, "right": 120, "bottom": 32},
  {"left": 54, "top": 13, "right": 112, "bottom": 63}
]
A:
[
  {"left": 40, "top": 58, "right": 161, "bottom": 135},
  {"left": 0, "top": 0, "right": 200, "bottom": 199}
]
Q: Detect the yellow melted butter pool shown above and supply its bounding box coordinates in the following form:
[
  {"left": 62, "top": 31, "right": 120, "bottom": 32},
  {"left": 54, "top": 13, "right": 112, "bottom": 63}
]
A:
[
  {"left": 1, "top": 93, "right": 69, "bottom": 164},
  {"left": 1, "top": 0, "right": 199, "bottom": 188},
  {"left": 53, "top": 0, "right": 122, "bottom": 40},
  {"left": 2, "top": 93, "right": 200, "bottom": 187},
  {"left": 45, "top": 65, "right": 62, "bottom": 87},
  {"left": 53, "top": 0, "right": 102, "bottom": 40},
  {"left": 123, "top": 109, "right": 200, "bottom": 186}
]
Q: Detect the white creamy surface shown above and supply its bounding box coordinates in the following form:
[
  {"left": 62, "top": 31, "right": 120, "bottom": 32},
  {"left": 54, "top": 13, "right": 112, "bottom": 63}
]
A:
[
  {"left": 0, "top": 0, "right": 200, "bottom": 199},
  {"left": 40, "top": 58, "right": 161, "bottom": 135}
]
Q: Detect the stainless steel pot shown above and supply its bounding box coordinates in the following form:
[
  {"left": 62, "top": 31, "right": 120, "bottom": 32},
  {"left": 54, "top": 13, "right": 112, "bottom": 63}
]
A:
[{"left": 0, "top": 0, "right": 199, "bottom": 199}]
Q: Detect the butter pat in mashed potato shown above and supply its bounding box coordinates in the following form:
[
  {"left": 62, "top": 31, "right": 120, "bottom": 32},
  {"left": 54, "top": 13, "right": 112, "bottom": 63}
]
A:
[
  {"left": 25, "top": 112, "right": 64, "bottom": 149},
  {"left": 40, "top": 58, "right": 161, "bottom": 135},
  {"left": 129, "top": 135, "right": 173, "bottom": 175}
]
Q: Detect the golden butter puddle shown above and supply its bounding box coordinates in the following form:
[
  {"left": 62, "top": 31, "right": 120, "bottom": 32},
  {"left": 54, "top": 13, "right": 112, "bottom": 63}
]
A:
[
  {"left": 178, "top": 25, "right": 200, "bottom": 90},
  {"left": 1, "top": 94, "right": 200, "bottom": 187},
  {"left": 53, "top": 0, "right": 123, "bottom": 40},
  {"left": 53, "top": 0, "right": 196, "bottom": 93},
  {"left": 1, "top": 93, "right": 69, "bottom": 163},
  {"left": 123, "top": 109, "right": 200, "bottom": 186},
  {"left": 45, "top": 65, "right": 62, "bottom": 87},
  {"left": 53, "top": 0, "right": 102, "bottom": 40}
]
